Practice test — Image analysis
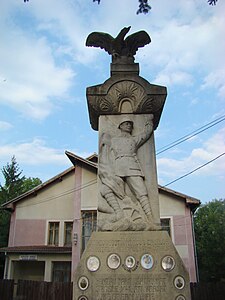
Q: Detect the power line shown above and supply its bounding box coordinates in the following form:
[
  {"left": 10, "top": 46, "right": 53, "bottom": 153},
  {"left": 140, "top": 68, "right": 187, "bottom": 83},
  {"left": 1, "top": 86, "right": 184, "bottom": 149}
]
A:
[
  {"left": 156, "top": 115, "right": 225, "bottom": 155},
  {"left": 13, "top": 116, "right": 225, "bottom": 208},
  {"left": 18, "top": 178, "right": 97, "bottom": 208},
  {"left": 163, "top": 152, "right": 225, "bottom": 187},
  {"left": 16, "top": 152, "right": 225, "bottom": 208}
]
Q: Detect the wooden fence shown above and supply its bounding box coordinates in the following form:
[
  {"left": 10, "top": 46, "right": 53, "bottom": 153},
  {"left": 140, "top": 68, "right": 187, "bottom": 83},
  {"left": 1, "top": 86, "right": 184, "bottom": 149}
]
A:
[
  {"left": 190, "top": 282, "right": 225, "bottom": 300},
  {"left": 0, "top": 280, "right": 73, "bottom": 300},
  {"left": 16, "top": 280, "right": 73, "bottom": 300},
  {"left": 0, "top": 279, "right": 14, "bottom": 300},
  {"left": 1, "top": 279, "right": 225, "bottom": 300}
]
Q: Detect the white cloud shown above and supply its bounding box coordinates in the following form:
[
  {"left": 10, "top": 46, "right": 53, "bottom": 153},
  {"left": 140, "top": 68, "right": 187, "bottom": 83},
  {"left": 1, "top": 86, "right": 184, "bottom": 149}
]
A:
[
  {"left": 137, "top": 2, "right": 225, "bottom": 89},
  {"left": 29, "top": 0, "right": 99, "bottom": 65},
  {"left": 154, "top": 70, "right": 193, "bottom": 87},
  {"left": 0, "top": 138, "right": 94, "bottom": 168},
  {"left": 202, "top": 68, "right": 225, "bottom": 99},
  {"left": 0, "top": 121, "right": 13, "bottom": 131},
  {"left": 0, "top": 4, "right": 75, "bottom": 120},
  {"left": 157, "top": 127, "right": 225, "bottom": 181},
  {"left": 0, "top": 139, "right": 68, "bottom": 166}
]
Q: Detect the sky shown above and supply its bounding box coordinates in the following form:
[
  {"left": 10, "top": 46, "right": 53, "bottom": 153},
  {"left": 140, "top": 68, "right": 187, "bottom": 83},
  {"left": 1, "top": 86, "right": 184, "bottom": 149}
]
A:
[{"left": 0, "top": 0, "right": 224, "bottom": 204}]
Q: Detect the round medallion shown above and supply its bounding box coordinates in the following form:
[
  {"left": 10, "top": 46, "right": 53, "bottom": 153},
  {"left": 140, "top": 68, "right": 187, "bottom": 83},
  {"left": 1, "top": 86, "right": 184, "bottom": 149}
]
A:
[
  {"left": 87, "top": 256, "right": 100, "bottom": 272},
  {"left": 78, "top": 276, "right": 89, "bottom": 291},
  {"left": 141, "top": 254, "right": 154, "bottom": 270},
  {"left": 125, "top": 256, "right": 136, "bottom": 269},
  {"left": 175, "top": 295, "right": 186, "bottom": 300},
  {"left": 107, "top": 254, "right": 121, "bottom": 269},
  {"left": 161, "top": 255, "right": 175, "bottom": 271},
  {"left": 174, "top": 276, "right": 185, "bottom": 290},
  {"left": 78, "top": 296, "right": 88, "bottom": 300}
]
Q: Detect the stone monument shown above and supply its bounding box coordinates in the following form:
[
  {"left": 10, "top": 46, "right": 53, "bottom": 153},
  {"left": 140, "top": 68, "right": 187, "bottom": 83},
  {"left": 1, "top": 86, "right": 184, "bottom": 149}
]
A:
[{"left": 73, "top": 27, "right": 191, "bottom": 300}]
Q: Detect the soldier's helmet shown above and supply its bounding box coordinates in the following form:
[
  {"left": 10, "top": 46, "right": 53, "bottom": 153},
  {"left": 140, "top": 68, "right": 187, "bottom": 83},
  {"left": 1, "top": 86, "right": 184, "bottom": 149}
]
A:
[{"left": 118, "top": 117, "right": 133, "bottom": 129}]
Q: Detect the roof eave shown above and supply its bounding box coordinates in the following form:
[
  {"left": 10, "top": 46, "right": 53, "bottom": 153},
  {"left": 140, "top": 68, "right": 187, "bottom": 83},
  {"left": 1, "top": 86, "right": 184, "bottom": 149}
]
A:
[
  {"left": 1, "top": 166, "right": 75, "bottom": 209},
  {"left": 65, "top": 150, "right": 98, "bottom": 172},
  {"left": 158, "top": 184, "right": 201, "bottom": 211},
  {"left": 0, "top": 246, "right": 72, "bottom": 254}
]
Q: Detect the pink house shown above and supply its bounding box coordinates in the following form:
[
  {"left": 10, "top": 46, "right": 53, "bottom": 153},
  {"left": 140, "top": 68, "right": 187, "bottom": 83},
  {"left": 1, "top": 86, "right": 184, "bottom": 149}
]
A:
[{"left": 0, "top": 152, "right": 200, "bottom": 283}]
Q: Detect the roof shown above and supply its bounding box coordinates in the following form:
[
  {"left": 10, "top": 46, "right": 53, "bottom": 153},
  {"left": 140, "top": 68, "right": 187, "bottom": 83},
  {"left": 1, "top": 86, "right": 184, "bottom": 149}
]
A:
[
  {"left": 158, "top": 185, "right": 200, "bottom": 211},
  {"left": 0, "top": 245, "right": 72, "bottom": 254},
  {"left": 1, "top": 151, "right": 200, "bottom": 211},
  {"left": 65, "top": 150, "right": 97, "bottom": 170}
]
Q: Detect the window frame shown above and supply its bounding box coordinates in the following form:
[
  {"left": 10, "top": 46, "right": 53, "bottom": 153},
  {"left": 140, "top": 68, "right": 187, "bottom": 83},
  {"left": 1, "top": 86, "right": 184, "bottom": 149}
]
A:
[
  {"left": 81, "top": 210, "right": 97, "bottom": 253},
  {"left": 52, "top": 261, "right": 71, "bottom": 282},
  {"left": 64, "top": 221, "right": 73, "bottom": 246},
  {"left": 48, "top": 221, "right": 60, "bottom": 246},
  {"left": 160, "top": 217, "right": 173, "bottom": 240}
]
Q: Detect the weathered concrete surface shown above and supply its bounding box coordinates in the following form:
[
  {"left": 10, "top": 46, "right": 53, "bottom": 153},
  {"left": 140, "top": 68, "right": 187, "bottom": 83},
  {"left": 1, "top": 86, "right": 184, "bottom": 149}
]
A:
[{"left": 73, "top": 231, "right": 191, "bottom": 300}]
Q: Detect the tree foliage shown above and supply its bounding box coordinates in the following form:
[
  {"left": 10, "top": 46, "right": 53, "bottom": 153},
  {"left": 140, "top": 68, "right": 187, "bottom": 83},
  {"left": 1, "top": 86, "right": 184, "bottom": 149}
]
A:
[
  {"left": 92, "top": 0, "right": 218, "bottom": 14},
  {"left": 0, "top": 156, "right": 42, "bottom": 277},
  {"left": 194, "top": 199, "right": 225, "bottom": 282},
  {"left": 0, "top": 156, "right": 42, "bottom": 204},
  {"left": 0, "top": 156, "right": 25, "bottom": 202},
  {"left": 23, "top": 0, "right": 218, "bottom": 14}
]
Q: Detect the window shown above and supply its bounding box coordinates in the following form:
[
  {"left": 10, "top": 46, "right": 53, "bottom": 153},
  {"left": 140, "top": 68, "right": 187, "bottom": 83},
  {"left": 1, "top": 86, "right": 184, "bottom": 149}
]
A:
[
  {"left": 82, "top": 211, "right": 97, "bottom": 253},
  {"left": 160, "top": 218, "right": 171, "bottom": 236},
  {"left": 64, "top": 222, "right": 73, "bottom": 246},
  {"left": 52, "top": 261, "right": 71, "bottom": 282},
  {"left": 48, "top": 222, "right": 59, "bottom": 246}
]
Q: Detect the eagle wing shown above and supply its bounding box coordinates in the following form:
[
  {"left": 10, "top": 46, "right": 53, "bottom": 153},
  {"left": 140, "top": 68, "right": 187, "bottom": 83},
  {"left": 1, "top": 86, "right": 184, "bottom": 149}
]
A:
[
  {"left": 85, "top": 32, "right": 114, "bottom": 55},
  {"left": 125, "top": 30, "right": 151, "bottom": 55}
]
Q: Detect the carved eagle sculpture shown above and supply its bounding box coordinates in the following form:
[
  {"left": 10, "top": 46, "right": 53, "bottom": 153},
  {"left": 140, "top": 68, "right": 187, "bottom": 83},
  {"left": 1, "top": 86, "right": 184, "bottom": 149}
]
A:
[{"left": 86, "top": 26, "right": 151, "bottom": 62}]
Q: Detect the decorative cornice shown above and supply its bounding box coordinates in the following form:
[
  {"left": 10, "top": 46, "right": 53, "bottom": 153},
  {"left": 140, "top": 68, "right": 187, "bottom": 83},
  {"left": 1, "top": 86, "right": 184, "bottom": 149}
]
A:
[{"left": 87, "top": 75, "right": 167, "bottom": 131}]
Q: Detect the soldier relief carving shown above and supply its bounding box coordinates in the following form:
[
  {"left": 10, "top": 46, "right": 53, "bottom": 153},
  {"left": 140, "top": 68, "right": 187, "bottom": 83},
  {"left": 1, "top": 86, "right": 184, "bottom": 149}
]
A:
[{"left": 98, "top": 114, "right": 159, "bottom": 231}]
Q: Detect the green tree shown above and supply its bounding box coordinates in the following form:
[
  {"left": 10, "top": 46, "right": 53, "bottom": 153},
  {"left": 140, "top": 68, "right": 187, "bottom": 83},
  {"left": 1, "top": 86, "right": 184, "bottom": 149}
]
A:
[
  {"left": 0, "top": 156, "right": 42, "bottom": 278},
  {"left": 194, "top": 199, "right": 225, "bottom": 282},
  {"left": 0, "top": 156, "right": 25, "bottom": 202},
  {"left": 21, "top": 177, "right": 42, "bottom": 194}
]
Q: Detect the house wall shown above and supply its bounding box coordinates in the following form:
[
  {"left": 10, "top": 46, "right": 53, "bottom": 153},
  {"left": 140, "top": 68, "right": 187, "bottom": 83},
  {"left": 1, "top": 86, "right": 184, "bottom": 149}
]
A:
[
  {"left": 72, "top": 166, "right": 98, "bottom": 278},
  {"left": 6, "top": 165, "right": 197, "bottom": 283},
  {"left": 159, "top": 191, "right": 197, "bottom": 282},
  {"left": 81, "top": 167, "right": 97, "bottom": 210},
  {"left": 8, "top": 170, "right": 75, "bottom": 247}
]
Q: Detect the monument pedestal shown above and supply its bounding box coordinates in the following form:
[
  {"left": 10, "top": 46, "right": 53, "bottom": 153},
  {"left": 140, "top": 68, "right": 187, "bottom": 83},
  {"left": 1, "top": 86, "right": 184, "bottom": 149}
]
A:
[{"left": 73, "top": 231, "right": 191, "bottom": 300}]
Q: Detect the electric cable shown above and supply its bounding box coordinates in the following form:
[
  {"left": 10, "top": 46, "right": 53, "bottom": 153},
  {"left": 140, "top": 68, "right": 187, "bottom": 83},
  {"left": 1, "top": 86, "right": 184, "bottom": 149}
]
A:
[
  {"left": 17, "top": 178, "right": 97, "bottom": 208},
  {"left": 163, "top": 152, "right": 225, "bottom": 187},
  {"left": 9, "top": 116, "right": 225, "bottom": 208},
  {"left": 156, "top": 115, "right": 225, "bottom": 155}
]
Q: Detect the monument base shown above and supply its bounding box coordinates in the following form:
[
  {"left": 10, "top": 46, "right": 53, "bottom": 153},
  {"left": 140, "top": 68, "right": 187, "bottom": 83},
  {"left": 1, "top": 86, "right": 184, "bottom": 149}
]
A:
[{"left": 73, "top": 231, "right": 191, "bottom": 300}]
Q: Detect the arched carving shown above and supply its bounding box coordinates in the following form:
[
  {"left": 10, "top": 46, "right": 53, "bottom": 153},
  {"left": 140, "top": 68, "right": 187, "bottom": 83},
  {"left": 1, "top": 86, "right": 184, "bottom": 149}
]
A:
[
  {"left": 119, "top": 98, "right": 133, "bottom": 113},
  {"left": 107, "top": 81, "right": 147, "bottom": 111}
]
